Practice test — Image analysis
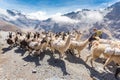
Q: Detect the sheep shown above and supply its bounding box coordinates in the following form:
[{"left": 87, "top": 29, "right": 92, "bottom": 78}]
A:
[
  {"left": 39, "top": 37, "right": 49, "bottom": 51},
  {"left": 85, "top": 40, "right": 120, "bottom": 69},
  {"left": 6, "top": 32, "right": 15, "bottom": 48},
  {"left": 49, "top": 34, "right": 73, "bottom": 58},
  {"left": 70, "top": 38, "right": 90, "bottom": 57},
  {"left": 20, "top": 39, "right": 29, "bottom": 50},
  {"left": 68, "top": 31, "right": 82, "bottom": 55},
  {"left": 75, "top": 31, "right": 82, "bottom": 41},
  {"left": 95, "top": 36, "right": 120, "bottom": 47},
  {"left": 27, "top": 37, "right": 48, "bottom": 56},
  {"left": 15, "top": 33, "right": 26, "bottom": 46},
  {"left": 19, "top": 32, "right": 33, "bottom": 50},
  {"left": 68, "top": 32, "right": 90, "bottom": 57}
]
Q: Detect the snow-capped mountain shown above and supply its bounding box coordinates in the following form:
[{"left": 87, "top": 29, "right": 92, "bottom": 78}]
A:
[
  {"left": 94, "top": 1, "right": 120, "bottom": 39},
  {"left": 0, "top": 1, "right": 120, "bottom": 39},
  {"left": 0, "top": 8, "right": 107, "bottom": 32},
  {"left": 0, "top": 9, "right": 40, "bottom": 29},
  {"left": 34, "top": 9, "right": 109, "bottom": 32}
]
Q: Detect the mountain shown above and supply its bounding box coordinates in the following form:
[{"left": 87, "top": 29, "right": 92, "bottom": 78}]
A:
[
  {"left": 35, "top": 9, "right": 107, "bottom": 33},
  {"left": 0, "top": 1, "right": 120, "bottom": 39},
  {"left": 0, "top": 9, "right": 40, "bottom": 29},
  {"left": 94, "top": 1, "right": 120, "bottom": 39},
  {"left": 0, "top": 8, "right": 106, "bottom": 32},
  {"left": 0, "top": 20, "right": 21, "bottom": 32}
]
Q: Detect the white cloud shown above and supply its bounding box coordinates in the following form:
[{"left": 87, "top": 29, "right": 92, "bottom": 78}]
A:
[
  {"left": 0, "top": 8, "right": 7, "bottom": 15},
  {"left": 26, "top": 11, "right": 49, "bottom": 20},
  {"left": 51, "top": 13, "right": 79, "bottom": 23},
  {"left": 81, "top": 11, "right": 104, "bottom": 23},
  {"left": 27, "top": 11, "right": 79, "bottom": 23}
]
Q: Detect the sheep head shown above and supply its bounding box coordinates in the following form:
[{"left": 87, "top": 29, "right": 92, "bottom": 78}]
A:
[{"left": 92, "top": 41, "right": 99, "bottom": 47}]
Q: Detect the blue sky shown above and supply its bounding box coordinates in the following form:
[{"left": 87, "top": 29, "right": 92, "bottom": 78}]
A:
[{"left": 0, "top": 0, "right": 119, "bottom": 14}]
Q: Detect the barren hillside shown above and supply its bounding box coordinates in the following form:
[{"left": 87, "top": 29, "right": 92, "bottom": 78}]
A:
[{"left": 0, "top": 20, "right": 21, "bottom": 32}]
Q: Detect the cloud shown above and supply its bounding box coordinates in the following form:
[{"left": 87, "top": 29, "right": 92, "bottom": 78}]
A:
[
  {"left": 51, "top": 13, "right": 79, "bottom": 23},
  {"left": 26, "top": 11, "right": 49, "bottom": 20},
  {"left": 26, "top": 11, "right": 79, "bottom": 24},
  {"left": 80, "top": 10, "right": 104, "bottom": 23},
  {"left": 0, "top": 8, "right": 7, "bottom": 15}
]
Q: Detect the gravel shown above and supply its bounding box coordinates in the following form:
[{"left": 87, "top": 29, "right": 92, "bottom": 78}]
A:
[{"left": 0, "top": 31, "right": 118, "bottom": 80}]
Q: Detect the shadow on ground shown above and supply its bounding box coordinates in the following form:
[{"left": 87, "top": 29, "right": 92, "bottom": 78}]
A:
[
  {"left": 2, "top": 46, "right": 13, "bottom": 53},
  {"left": 65, "top": 52, "right": 117, "bottom": 80},
  {"left": 46, "top": 50, "right": 70, "bottom": 76},
  {"left": 22, "top": 55, "right": 41, "bottom": 67},
  {"left": 14, "top": 47, "right": 26, "bottom": 56}
]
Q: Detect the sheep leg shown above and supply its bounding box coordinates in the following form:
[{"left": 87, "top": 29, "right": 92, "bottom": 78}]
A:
[
  {"left": 103, "top": 56, "right": 112, "bottom": 69},
  {"left": 59, "top": 51, "right": 65, "bottom": 59},
  {"left": 68, "top": 49, "right": 74, "bottom": 55},
  {"left": 34, "top": 50, "right": 40, "bottom": 56},
  {"left": 85, "top": 54, "right": 92, "bottom": 62},
  {"left": 51, "top": 48, "right": 54, "bottom": 54},
  {"left": 59, "top": 54, "right": 62, "bottom": 59},
  {"left": 28, "top": 49, "right": 32, "bottom": 55},
  {"left": 51, "top": 48, "right": 55, "bottom": 57},
  {"left": 78, "top": 50, "right": 81, "bottom": 58},
  {"left": 11, "top": 44, "right": 14, "bottom": 48},
  {"left": 90, "top": 58, "right": 93, "bottom": 67},
  {"left": 10, "top": 44, "right": 13, "bottom": 49},
  {"left": 90, "top": 57, "right": 96, "bottom": 68}
]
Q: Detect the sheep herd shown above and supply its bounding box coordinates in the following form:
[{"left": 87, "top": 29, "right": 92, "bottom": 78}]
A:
[{"left": 4, "top": 30, "right": 120, "bottom": 79}]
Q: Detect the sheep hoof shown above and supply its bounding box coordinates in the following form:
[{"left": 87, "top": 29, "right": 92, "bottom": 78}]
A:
[
  {"left": 59, "top": 56, "right": 64, "bottom": 60},
  {"left": 33, "top": 52, "right": 40, "bottom": 57},
  {"left": 103, "top": 66, "right": 109, "bottom": 72},
  {"left": 103, "top": 66, "right": 106, "bottom": 70},
  {"left": 63, "top": 72, "right": 70, "bottom": 76},
  {"left": 91, "top": 66, "right": 94, "bottom": 68},
  {"left": 85, "top": 60, "right": 87, "bottom": 62}
]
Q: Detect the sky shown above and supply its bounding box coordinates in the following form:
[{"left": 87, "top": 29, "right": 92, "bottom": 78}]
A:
[
  {"left": 0, "top": 0, "right": 119, "bottom": 20},
  {"left": 0, "top": 0, "right": 119, "bottom": 13}
]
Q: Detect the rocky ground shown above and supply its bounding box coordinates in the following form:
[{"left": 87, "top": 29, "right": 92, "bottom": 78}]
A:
[{"left": 0, "top": 31, "right": 119, "bottom": 80}]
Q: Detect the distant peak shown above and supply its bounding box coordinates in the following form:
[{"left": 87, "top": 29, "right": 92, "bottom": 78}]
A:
[
  {"left": 82, "top": 9, "right": 90, "bottom": 11},
  {"left": 6, "top": 9, "right": 22, "bottom": 16}
]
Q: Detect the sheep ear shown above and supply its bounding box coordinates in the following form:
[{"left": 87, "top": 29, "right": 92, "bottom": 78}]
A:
[
  {"left": 95, "top": 43, "right": 99, "bottom": 46},
  {"left": 92, "top": 41, "right": 99, "bottom": 46}
]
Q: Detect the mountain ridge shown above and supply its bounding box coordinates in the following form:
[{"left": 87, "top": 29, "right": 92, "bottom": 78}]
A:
[{"left": 0, "top": 1, "right": 120, "bottom": 38}]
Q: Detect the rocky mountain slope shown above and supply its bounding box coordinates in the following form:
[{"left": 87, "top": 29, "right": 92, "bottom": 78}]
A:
[
  {"left": 0, "top": 31, "right": 118, "bottom": 80},
  {"left": 0, "top": 20, "right": 20, "bottom": 32},
  {"left": 0, "top": 9, "right": 40, "bottom": 29}
]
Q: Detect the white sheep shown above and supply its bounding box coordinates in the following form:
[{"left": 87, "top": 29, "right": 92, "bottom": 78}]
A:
[
  {"left": 85, "top": 40, "right": 120, "bottom": 69},
  {"left": 50, "top": 34, "right": 73, "bottom": 58}
]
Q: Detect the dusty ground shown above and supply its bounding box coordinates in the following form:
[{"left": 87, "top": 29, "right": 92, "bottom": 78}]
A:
[{"left": 0, "top": 31, "right": 118, "bottom": 80}]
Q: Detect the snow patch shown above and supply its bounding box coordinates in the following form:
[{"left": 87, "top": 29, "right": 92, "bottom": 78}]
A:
[{"left": 0, "top": 8, "right": 19, "bottom": 21}]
